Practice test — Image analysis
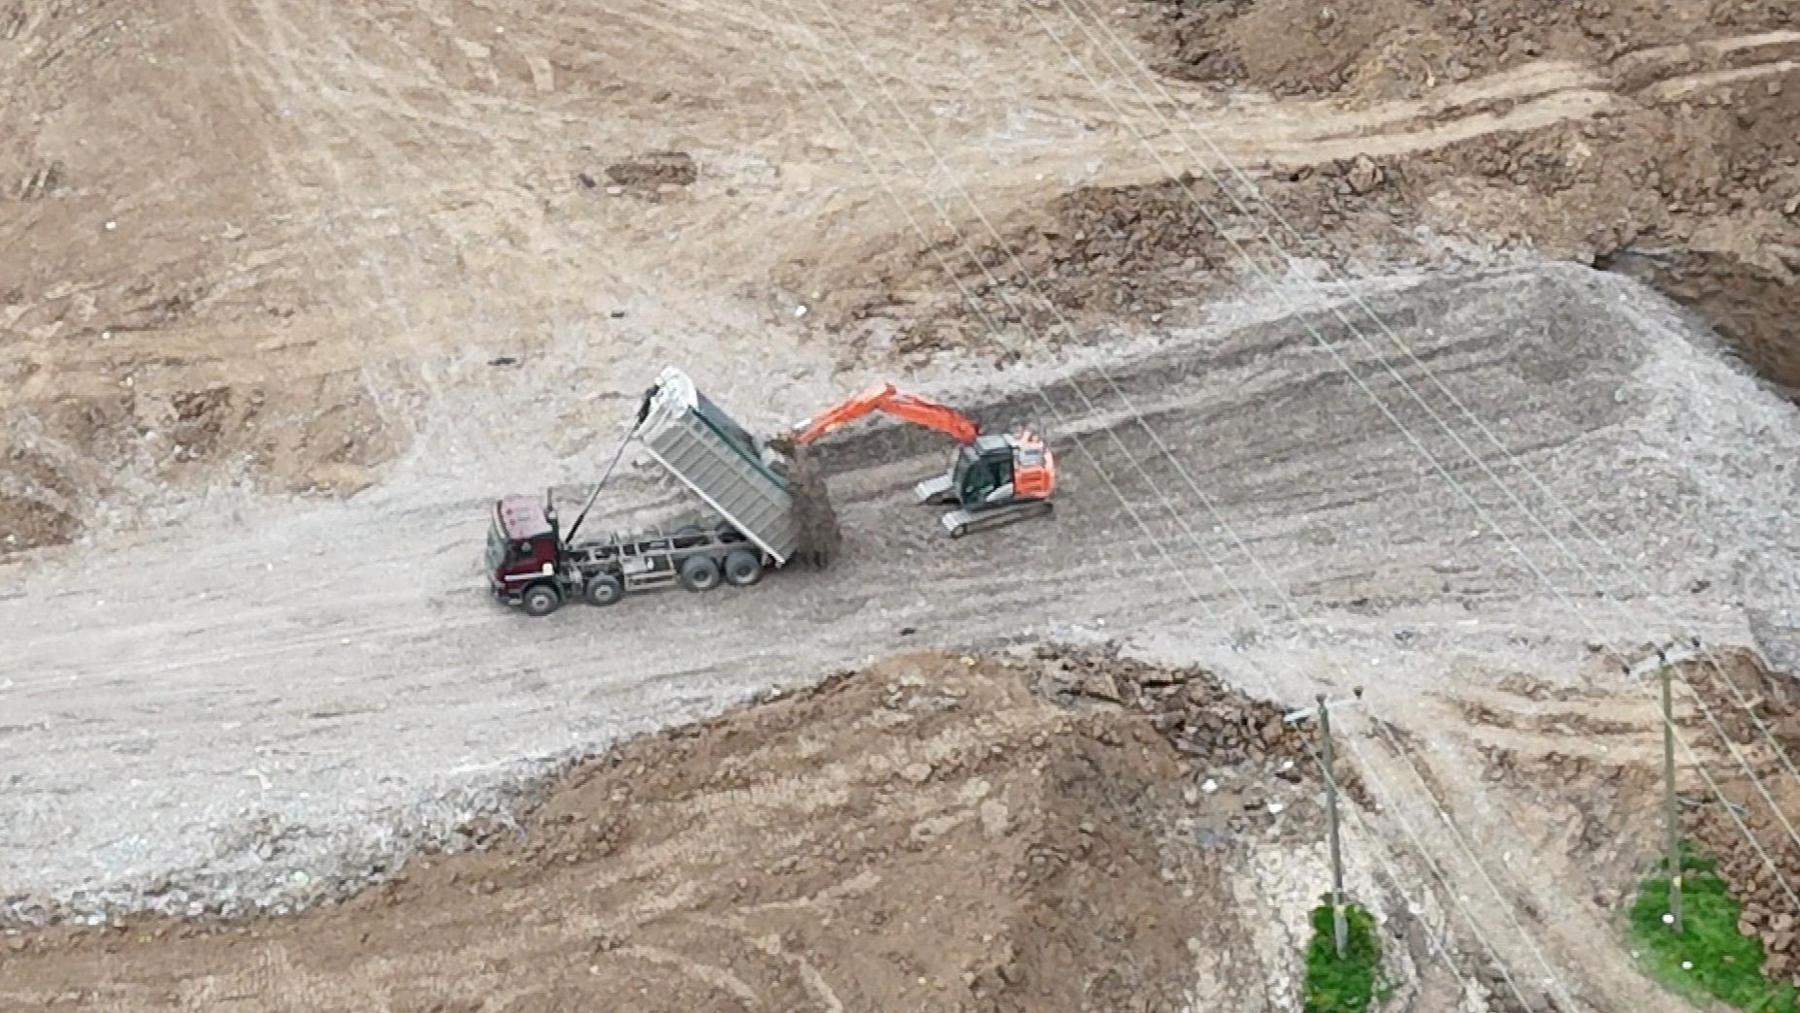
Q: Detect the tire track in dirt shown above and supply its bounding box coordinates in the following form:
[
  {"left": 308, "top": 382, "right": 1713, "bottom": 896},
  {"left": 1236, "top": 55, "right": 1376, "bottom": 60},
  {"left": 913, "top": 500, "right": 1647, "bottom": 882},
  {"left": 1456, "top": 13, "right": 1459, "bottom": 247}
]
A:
[{"left": 1029, "top": 27, "right": 1800, "bottom": 170}]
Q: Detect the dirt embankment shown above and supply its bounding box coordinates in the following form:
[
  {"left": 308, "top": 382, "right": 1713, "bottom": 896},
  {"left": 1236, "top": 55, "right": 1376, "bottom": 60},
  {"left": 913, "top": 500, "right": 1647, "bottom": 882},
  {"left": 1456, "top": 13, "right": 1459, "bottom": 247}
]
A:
[
  {"left": 1145, "top": 0, "right": 1800, "bottom": 392},
  {"left": 1463, "top": 648, "right": 1800, "bottom": 988},
  {"left": 0, "top": 648, "right": 1345, "bottom": 1011},
  {"left": 1147, "top": 0, "right": 1795, "bottom": 98},
  {"left": 1681, "top": 652, "right": 1800, "bottom": 984},
  {"left": 0, "top": 4, "right": 728, "bottom": 561},
  {"left": 824, "top": 165, "right": 1421, "bottom": 364},
  {"left": 819, "top": 1, "right": 1800, "bottom": 388},
  {"left": 8, "top": 0, "right": 1798, "bottom": 559}
]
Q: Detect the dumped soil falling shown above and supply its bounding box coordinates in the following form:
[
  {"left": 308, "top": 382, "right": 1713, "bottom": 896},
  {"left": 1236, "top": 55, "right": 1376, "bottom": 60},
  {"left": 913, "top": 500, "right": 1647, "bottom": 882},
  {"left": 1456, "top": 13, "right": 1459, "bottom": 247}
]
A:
[{"left": 783, "top": 441, "right": 841, "bottom": 568}]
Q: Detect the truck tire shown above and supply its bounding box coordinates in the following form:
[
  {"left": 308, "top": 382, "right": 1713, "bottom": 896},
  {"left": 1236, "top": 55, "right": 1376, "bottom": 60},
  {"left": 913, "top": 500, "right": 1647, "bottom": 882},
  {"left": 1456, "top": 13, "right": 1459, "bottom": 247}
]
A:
[
  {"left": 585, "top": 575, "right": 624, "bottom": 607},
  {"left": 522, "top": 583, "right": 562, "bottom": 617},
  {"left": 723, "top": 549, "right": 763, "bottom": 587},
  {"left": 679, "top": 555, "right": 721, "bottom": 592}
]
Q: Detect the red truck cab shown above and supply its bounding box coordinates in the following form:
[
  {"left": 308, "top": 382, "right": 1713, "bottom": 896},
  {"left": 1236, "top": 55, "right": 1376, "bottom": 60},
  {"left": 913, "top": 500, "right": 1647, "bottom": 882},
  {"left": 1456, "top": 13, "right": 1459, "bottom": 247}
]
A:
[{"left": 486, "top": 495, "right": 564, "bottom": 614}]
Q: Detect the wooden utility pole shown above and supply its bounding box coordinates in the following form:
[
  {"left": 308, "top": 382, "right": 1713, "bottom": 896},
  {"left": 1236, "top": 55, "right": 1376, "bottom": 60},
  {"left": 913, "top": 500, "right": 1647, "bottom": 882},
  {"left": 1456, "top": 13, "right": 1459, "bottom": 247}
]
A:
[{"left": 1660, "top": 649, "right": 1683, "bottom": 934}]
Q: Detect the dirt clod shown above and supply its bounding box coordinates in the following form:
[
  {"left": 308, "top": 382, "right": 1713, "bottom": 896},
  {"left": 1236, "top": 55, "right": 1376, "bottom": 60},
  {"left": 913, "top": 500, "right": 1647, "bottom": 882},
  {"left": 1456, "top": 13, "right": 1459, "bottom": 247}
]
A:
[{"left": 603, "top": 151, "right": 698, "bottom": 199}]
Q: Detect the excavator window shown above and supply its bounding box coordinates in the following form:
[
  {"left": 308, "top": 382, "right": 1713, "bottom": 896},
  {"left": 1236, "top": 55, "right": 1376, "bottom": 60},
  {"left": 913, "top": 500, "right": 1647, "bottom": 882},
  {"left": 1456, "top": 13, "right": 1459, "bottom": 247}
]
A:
[{"left": 956, "top": 450, "right": 1010, "bottom": 507}]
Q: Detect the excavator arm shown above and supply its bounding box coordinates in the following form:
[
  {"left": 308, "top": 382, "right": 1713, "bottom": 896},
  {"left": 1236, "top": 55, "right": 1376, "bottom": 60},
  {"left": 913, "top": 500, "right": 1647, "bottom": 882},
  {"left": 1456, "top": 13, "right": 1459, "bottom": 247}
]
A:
[{"left": 788, "top": 382, "right": 981, "bottom": 446}]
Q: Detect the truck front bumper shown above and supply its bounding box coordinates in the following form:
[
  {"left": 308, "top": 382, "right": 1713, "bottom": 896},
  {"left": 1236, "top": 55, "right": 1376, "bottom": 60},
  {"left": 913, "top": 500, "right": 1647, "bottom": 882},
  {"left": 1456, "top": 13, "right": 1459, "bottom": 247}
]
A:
[{"left": 489, "top": 577, "right": 523, "bottom": 607}]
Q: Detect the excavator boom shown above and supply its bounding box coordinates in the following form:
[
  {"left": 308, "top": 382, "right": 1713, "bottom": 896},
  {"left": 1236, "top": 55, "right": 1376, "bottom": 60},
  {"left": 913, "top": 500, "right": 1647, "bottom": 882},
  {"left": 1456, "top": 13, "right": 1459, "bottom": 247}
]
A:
[{"left": 788, "top": 382, "right": 981, "bottom": 446}]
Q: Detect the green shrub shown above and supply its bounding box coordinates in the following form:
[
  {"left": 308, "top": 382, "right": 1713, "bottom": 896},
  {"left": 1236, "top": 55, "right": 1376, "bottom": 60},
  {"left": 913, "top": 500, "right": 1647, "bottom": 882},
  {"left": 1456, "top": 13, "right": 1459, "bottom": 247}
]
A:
[
  {"left": 1628, "top": 850, "right": 1799, "bottom": 1013},
  {"left": 1304, "top": 901, "right": 1386, "bottom": 1013}
]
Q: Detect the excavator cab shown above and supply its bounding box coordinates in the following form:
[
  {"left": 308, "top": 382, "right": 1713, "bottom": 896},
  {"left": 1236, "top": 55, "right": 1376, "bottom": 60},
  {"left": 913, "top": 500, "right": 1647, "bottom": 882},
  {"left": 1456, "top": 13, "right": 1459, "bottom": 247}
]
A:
[
  {"left": 942, "top": 429, "right": 1054, "bottom": 506},
  {"left": 952, "top": 435, "right": 1022, "bottom": 508}
]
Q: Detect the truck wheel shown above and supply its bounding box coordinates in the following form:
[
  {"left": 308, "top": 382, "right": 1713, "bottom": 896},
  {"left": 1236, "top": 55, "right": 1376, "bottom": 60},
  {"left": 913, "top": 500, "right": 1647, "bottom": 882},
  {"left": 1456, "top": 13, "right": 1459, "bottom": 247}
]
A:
[
  {"left": 679, "top": 555, "right": 721, "bottom": 592},
  {"left": 521, "top": 584, "right": 562, "bottom": 617},
  {"left": 723, "top": 549, "right": 763, "bottom": 587},
  {"left": 585, "top": 575, "right": 624, "bottom": 607},
  {"left": 675, "top": 525, "right": 705, "bottom": 540}
]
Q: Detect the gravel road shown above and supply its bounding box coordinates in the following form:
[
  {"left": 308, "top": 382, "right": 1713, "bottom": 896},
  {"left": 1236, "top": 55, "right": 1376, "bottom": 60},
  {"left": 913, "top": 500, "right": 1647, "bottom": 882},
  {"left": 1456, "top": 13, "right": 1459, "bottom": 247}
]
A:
[{"left": 3, "top": 263, "right": 1795, "bottom": 923}]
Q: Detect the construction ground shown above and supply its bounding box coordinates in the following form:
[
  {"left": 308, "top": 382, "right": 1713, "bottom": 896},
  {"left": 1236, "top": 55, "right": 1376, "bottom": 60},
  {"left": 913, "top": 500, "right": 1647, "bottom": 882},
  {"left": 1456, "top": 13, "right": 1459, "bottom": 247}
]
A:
[{"left": 2, "top": 0, "right": 1799, "bottom": 1010}]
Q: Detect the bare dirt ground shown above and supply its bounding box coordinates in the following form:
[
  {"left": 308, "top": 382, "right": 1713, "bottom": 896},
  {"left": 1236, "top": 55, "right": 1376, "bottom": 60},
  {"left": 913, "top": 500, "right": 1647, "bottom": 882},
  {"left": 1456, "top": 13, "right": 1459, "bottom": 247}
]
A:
[
  {"left": 3, "top": 265, "right": 1797, "bottom": 1012},
  {"left": 4, "top": 0, "right": 1800, "bottom": 1009},
  {"left": 0, "top": 650, "right": 1347, "bottom": 1011},
  {"left": 825, "top": 1, "right": 1800, "bottom": 386},
  {"left": 6, "top": 647, "right": 1796, "bottom": 1011}
]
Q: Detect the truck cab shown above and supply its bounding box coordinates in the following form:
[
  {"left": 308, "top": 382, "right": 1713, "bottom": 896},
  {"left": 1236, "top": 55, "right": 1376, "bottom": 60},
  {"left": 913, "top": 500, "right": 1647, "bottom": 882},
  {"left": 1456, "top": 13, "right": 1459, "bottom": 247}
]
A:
[{"left": 487, "top": 495, "right": 564, "bottom": 614}]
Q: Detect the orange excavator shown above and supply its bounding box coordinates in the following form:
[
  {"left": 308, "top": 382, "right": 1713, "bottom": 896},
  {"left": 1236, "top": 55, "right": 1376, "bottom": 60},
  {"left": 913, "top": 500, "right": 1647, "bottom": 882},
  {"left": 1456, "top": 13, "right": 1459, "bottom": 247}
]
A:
[{"left": 779, "top": 381, "right": 1056, "bottom": 538}]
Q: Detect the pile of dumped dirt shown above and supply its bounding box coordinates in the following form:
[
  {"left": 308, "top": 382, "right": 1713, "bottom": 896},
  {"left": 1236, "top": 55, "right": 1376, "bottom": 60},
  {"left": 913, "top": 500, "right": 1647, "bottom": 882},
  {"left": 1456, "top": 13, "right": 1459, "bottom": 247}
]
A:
[
  {"left": 0, "top": 376, "right": 395, "bottom": 560},
  {"left": 595, "top": 150, "right": 699, "bottom": 200},
  {"left": 1033, "top": 645, "right": 1355, "bottom": 801},
  {"left": 1383, "top": 74, "right": 1800, "bottom": 391},
  {"left": 1, "top": 445, "right": 80, "bottom": 553},
  {"left": 0, "top": 648, "right": 1342, "bottom": 1009},
  {"left": 0, "top": 494, "right": 77, "bottom": 554}
]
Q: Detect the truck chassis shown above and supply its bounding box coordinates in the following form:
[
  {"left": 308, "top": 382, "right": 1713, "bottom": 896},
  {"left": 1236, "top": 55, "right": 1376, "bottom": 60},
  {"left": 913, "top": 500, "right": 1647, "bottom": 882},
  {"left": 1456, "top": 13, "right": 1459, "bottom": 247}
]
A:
[{"left": 502, "top": 522, "right": 771, "bottom": 616}]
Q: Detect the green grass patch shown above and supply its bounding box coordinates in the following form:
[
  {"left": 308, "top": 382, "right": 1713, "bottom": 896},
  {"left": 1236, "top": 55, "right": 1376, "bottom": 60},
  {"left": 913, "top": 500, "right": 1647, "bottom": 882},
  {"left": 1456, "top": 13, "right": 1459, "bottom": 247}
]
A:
[
  {"left": 1304, "top": 901, "right": 1387, "bottom": 1013},
  {"left": 1629, "top": 849, "right": 1799, "bottom": 1012}
]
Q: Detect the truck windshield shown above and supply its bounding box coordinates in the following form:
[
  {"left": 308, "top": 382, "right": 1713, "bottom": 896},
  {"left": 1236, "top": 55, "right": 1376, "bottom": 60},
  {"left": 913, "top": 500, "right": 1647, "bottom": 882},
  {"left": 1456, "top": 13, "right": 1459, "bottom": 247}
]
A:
[{"left": 486, "top": 520, "right": 507, "bottom": 572}]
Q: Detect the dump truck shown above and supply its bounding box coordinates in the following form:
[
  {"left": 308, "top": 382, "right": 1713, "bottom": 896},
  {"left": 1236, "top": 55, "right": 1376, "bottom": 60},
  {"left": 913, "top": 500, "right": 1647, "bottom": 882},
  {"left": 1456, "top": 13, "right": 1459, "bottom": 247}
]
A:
[{"left": 486, "top": 368, "right": 803, "bottom": 617}]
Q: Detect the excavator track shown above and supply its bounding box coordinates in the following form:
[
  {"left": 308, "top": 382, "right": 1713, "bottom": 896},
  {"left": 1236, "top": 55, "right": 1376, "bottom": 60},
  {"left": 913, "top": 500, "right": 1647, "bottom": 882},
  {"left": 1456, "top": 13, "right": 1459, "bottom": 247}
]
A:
[
  {"left": 940, "top": 499, "right": 1054, "bottom": 538},
  {"left": 913, "top": 472, "right": 956, "bottom": 505}
]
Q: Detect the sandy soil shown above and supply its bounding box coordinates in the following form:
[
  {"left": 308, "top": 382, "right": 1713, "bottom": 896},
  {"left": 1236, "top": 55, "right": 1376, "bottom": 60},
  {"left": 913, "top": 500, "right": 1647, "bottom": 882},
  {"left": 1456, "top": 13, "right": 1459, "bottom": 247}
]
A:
[{"left": 5, "top": 0, "right": 1800, "bottom": 1009}]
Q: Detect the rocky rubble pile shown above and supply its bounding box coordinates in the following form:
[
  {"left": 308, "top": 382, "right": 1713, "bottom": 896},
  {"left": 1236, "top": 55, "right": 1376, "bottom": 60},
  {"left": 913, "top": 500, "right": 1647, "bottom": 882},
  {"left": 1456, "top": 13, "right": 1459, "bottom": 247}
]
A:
[
  {"left": 1686, "top": 773, "right": 1800, "bottom": 984},
  {"left": 963, "top": 171, "right": 1417, "bottom": 325},
  {"left": 840, "top": 166, "right": 1420, "bottom": 362},
  {"left": 1680, "top": 652, "right": 1800, "bottom": 983},
  {"left": 1697, "top": 654, "right": 1800, "bottom": 750},
  {"left": 1030, "top": 645, "right": 1367, "bottom": 803}
]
